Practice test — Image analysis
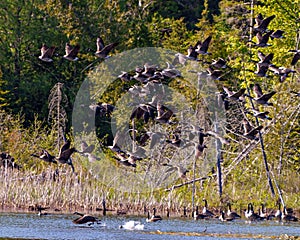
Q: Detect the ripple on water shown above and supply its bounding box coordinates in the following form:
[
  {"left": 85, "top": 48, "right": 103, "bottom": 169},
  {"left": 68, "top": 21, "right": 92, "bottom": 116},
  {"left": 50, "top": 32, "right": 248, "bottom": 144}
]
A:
[{"left": 0, "top": 213, "right": 299, "bottom": 240}]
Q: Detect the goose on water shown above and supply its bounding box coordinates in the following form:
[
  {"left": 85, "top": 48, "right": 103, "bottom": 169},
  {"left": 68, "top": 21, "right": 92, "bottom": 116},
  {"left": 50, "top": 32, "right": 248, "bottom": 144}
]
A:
[
  {"left": 146, "top": 208, "right": 162, "bottom": 222},
  {"left": 72, "top": 212, "right": 101, "bottom": 225}
]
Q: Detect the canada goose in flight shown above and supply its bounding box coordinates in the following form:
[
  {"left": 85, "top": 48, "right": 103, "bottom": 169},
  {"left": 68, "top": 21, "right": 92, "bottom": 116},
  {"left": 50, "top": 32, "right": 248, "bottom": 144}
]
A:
[
  {"left": 211, "top": 57, "right": 227, "bottom": 69},
  {"left": 95, "top": 36, "right": 118, "bottom": 59},
  {"left": 108, "top": 131, "right": 124, "bottom": 153},
  {"left": 80, "top": 141, "right": 95, "bottom": 155},
  {"left": 57, "top": 140, "right": 78, "bottom": 172},
  {"left": 195, "top": 35, "right": 212, "bottom": 55},
  {"left": 166, "top": 134, "right": 182, "bottom": 148},
  {"left": 202, "top": 199, "right": 215, "bottom": 217},
  {"left": 39, "top": 44, "right": 55, "bottom": 62},
  {"left": 132, "top": 72, "right": 148, "bottom": 83},
  {"left": 80, "top": 141, "right": 100, "bottom": 162},
  {"left": 269, "top": 65, "right": 296, "bottom": 82},
  {"left": 163, "top": 163, "right": 189, "bottom": 179},
  {"left": 161, "top": 63, "right": 181, "bottom": 78},
  {"left": 219, "top": 211, "right": 234, "bottom": 222},
  {"left": 130, "top": 103, "right": 156, "bottom": 123},
  {"left": 156, "top": 102, "right": 174, "bottom": 124},
  {"left": 146, "top": 208, "right": 162, "bottom": 222},
  {"left": 246, "top": 108, "right": 272, "bottom": 120},
  {"left": 172, "top": 53, "right": 188, "bottom": 65},
  {"left": 247, "top": 83, "right": 276, "bottom": 106},
  {"left": 142, "top": 63, "right": 157, "bottom": 77},
  {"left": 113, "top": 151, "right": 136, "bottom": 167},
  {"left": 206, "top": 67, "right": 224, "bottom": 80},
  {"left": 223, "top": 86, "right": 245, "bottom": 101},
  {"left": 89, "top": 102, "right": 115, "bottom": 117},
  {"left": 270, "top": 30, "right": 284, "bottom": 39},
  {"left": 253, "top": 63, "right": 269, "bottom": 77},
  {"left": 226, "top": 203, "right": 241, "bottom": 219},
  {"left": 257, "top": 51, "right": 273, "bottom": 66},
  {"left": 187, "top": 45, "right": 198, "bottom": 60},
  {"left": 31, "top": 149, "right": 57, "bottom": 164},
  {"left": 254, "top": 14, "right": 275, "bottom": 33},
  {"left": 289, "top": 49, "right": 300, "bottom": 65},
  {"left": 252, "top": 31, "right": 273, "bottom": 47},
  {"left": 118, "top": 71, "right": 131, "bottom": 82},
  {"left": 63, "top": 43, "right": 80, "bottom": 61},
  {"left": 242, "top": 119, "right": 263, "bottom": 140},
  {"left": 72, "top": 212, "right": 101, "bottom": 225},
  {"left": 253, "top": 83, "right": 263, "bottom": 98},
  {"left": 146, "top": 131, "right": 165, "bottom": 149}
]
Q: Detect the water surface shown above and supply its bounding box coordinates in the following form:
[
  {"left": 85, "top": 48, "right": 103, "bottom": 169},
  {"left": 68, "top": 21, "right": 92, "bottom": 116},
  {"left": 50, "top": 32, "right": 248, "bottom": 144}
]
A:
[{"left": 0, "top": 212, "right": 299, "bottom": 239}]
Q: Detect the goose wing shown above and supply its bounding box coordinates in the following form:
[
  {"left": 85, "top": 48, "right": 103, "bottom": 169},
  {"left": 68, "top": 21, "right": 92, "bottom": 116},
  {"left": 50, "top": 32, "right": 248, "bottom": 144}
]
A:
[
  {"left": 253, "top": 83, "right": 263, "bottom": 98},
  {"left": 96, "top": 37, "right": 105, "bottom": 51},
  {"left": 223, "top": 86, "right": 233, "bottom": 96},
  {"left": 96, "top": 42, "right": 118, "bottom": 57},
  {"left": 258, "top": 15, "right": 275, "bottom": 31},
  {"left": 259, "top": 91, "right": 276, "bottom": 101},
  {"left": 66, "top": 44, "right": 80, "bottom": 58},
  {"left": 59, "top": 140, "right": 70, "bottom": 157},
  {"left": 291, "top": 52, "right": 300, "bottom": 66}
]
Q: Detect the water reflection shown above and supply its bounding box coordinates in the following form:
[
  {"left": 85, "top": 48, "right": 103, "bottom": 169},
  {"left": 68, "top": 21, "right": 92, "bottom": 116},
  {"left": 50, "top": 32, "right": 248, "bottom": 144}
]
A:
[{"left": 0, "top": 212, "right": 299, "bottom": 240}]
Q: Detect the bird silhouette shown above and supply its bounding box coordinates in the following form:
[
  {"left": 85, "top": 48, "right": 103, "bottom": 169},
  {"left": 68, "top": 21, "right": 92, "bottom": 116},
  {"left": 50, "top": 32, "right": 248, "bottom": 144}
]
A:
[
  {"left": 31, "top": 149, "right": 57, "bottom": 164},
  {"left": 289, "top": 50, "right": 300, "bottom": 65},
  {"left": 63, "top": 43, "right": 80, "bottom": 61},
  {"left": 95, "top": 36, "right": 118, "bottom": 59},
  {"left": 242, "top": 119, "right": 263, "bottom": 140},
  {"left": 39, "top": 44, "right": 55, "bottom": 62},
  {"left": 254, "top": 14, "right": 275, "bottom": 33},
  {"left": 57, "top": 140, "right": 77, "bottom": 172},
  {"left": 72, "top": 212, "right": 101, "bottom": 225}
]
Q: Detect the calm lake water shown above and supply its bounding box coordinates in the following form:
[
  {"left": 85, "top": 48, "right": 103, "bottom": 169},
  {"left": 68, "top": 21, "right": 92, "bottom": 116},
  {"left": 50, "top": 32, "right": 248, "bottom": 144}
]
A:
[{"left": 0, "top": 212, "right": 299, "bottom": 240}]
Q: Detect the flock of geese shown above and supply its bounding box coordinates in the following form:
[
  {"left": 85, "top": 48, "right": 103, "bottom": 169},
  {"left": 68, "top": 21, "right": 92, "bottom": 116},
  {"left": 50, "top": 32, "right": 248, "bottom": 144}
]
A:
[
  {"left": 32, "top": 198, "right": 298, "bottom": 230},
  {"left": 1, "top": 10, "right": 300, "bottom": 230},
  {"left": 38, "top": 37, "right": 118, "bottom": 62}
]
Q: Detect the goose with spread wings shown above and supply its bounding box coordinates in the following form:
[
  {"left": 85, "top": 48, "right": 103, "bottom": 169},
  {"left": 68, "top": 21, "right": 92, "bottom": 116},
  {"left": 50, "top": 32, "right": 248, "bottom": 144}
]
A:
[
  {"left": 57, "top": 140, "right": 78, "bottom": 172},
  {"left": 95, "top": 36, "right": 118, "bottom": 59},
  {"left": 39, "top": 44, "right": 56, "bottom": 62},
  {"left": 31, "top": 149, "right": 57, "bottom": 164},
  {"left": 63, "top": 43, "right": 80, "bottom": 61}
]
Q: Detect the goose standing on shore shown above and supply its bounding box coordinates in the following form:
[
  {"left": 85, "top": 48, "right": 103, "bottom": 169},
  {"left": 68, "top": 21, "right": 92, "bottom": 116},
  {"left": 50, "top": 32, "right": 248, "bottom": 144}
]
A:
[
  {"left": 193, "top": 206, "right": 208, "bottom": 220},
  {"left": 202, "top": 199, "right": 215, "bottom": 217},
  {"left": 244, "top": 203, "right": 262, "bottom": 221},
  {"left": 219, "top": 211, "right": 234, "bottom": 222},
  {"left": 226, "top": 203, "right": 241, "bottom": 219}
]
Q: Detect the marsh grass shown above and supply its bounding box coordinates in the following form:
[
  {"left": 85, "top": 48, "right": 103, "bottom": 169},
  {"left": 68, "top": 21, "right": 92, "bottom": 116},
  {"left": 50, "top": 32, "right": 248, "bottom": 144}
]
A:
[{"left": 0, "top": 86, "right": 299, "bottom": 217}]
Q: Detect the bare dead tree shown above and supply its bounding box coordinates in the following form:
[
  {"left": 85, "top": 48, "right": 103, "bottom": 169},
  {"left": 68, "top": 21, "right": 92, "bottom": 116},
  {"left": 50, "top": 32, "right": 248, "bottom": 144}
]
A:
[{"left": 48, "top": 82, "right": 68, "bottom": 151}]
